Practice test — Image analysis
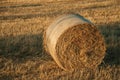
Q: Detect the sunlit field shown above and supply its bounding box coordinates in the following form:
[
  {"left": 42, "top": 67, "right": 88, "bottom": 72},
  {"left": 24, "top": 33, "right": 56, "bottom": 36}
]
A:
[{"left": 0, "top": 0, "right": 120, "bottom": 80}]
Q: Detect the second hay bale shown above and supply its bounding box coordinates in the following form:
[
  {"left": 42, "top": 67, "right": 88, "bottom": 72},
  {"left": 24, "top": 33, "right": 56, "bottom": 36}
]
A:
[{"left": 44, "top": 14, "right": 106, "bottom": 70}]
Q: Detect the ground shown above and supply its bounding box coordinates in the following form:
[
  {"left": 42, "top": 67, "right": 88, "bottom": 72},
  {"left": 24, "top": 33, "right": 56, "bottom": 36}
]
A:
[{"left": 0, "top": 0, "right": 120, "bottom": 80}]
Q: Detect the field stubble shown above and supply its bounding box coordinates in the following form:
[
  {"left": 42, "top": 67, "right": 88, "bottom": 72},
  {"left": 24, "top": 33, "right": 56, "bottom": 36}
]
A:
[{"left": 0, "top": 0, "right": 120, "bottom": 80}]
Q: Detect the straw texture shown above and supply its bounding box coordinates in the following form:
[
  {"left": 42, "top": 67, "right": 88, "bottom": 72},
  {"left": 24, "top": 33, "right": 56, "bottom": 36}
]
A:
[{"left": 44, "top": 14, "right": 106, "bottom": 70}]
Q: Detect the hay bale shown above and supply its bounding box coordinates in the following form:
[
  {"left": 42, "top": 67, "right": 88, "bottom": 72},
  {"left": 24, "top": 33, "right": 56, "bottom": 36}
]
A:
[{"left": 44, "top": 14, "right": 106, "bottom": 71}]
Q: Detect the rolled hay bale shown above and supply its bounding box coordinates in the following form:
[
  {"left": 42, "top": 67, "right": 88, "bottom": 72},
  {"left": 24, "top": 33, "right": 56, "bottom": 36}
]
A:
[{"left": 44, "top": 14, "right": 106, "bottom": 71}]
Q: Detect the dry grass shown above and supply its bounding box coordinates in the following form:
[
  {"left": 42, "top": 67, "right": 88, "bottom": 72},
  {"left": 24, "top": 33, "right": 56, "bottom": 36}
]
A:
[{"left": 0, "top": 0, "right": 120, "bottom": 80}]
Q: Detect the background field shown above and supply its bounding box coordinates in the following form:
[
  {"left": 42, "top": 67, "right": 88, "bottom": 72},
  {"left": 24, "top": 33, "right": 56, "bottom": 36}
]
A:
[{"left": 0, "top": 0, "right": 120, "bottom": 80}]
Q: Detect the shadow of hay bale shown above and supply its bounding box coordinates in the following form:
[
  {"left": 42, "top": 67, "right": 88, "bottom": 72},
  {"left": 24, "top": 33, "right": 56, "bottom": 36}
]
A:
[
  {"left": 0, "top": 32, "right": 52, "bottom": 63},
  {"left": 98, "top": 22, "right": 120, "bottom": 66}
]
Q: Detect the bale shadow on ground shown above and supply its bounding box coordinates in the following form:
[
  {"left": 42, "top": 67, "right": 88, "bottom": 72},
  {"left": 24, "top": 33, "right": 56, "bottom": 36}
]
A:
[
  {"left": 98, "top": 22, "right": 120, "bottom": 66},
  {"left": 0, "top": 32, "right": 52, "bottom": 63}
]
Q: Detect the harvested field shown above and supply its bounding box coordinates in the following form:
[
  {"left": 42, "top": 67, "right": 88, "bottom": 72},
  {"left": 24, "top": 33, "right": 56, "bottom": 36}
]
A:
[{"left": 0, "top": 0, "right": 120, "bottom": 80}]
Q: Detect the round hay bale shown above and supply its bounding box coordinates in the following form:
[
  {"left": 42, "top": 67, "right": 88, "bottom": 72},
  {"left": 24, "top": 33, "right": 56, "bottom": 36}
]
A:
[{"left": 44, "top": 14, "right": 106, "bottom": 71}]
